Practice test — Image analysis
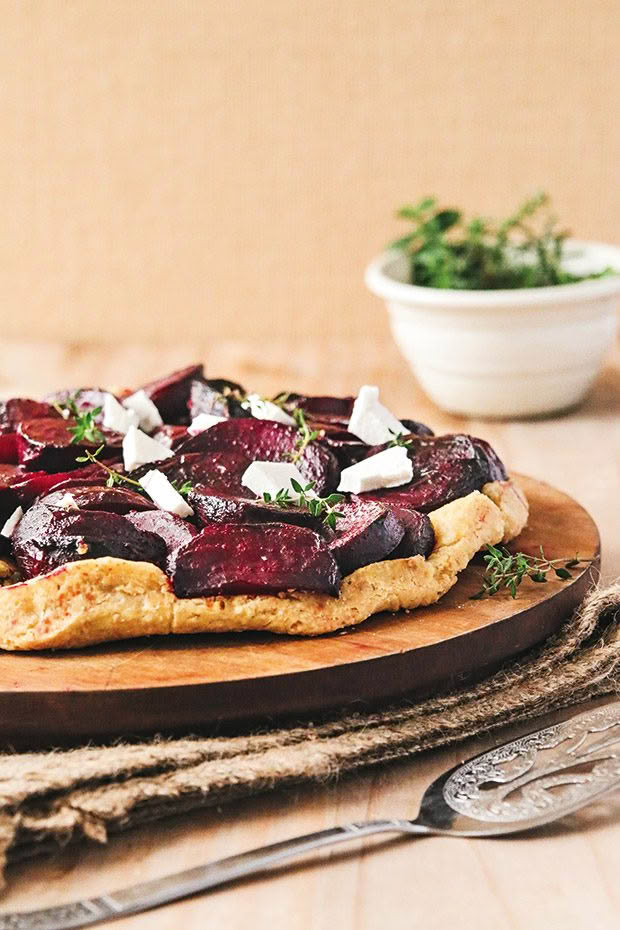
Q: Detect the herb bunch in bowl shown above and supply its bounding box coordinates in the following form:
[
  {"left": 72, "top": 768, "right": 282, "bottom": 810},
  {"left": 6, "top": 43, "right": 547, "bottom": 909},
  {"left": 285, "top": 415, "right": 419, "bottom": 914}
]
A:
[{"left": 390, "top": 192, "right": 611, "bottom": 290}]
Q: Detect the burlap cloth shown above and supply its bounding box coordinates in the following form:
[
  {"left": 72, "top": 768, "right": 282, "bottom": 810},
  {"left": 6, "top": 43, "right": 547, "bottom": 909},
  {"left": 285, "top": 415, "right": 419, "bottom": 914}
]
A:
[{"left": 0, "top": 581, "right": 619, "bottom": 885}]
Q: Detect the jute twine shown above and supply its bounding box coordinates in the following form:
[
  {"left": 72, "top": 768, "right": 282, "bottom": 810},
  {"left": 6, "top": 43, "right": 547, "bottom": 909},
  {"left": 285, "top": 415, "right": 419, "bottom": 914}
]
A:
[{"left": 0, "top": 581, "right": 618, "bottom": 883}]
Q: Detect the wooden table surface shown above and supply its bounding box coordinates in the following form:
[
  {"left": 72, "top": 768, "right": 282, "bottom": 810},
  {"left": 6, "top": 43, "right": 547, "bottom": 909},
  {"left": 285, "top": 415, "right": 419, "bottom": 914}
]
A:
[{"left": 1, "top": 335, "right": 619, "bottom": 929}]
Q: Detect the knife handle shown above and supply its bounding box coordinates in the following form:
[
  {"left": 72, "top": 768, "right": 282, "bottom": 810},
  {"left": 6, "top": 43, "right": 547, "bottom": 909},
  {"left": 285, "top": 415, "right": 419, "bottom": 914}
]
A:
[{"left": 0, "top": 819, "right": 422, "bottom": 929}]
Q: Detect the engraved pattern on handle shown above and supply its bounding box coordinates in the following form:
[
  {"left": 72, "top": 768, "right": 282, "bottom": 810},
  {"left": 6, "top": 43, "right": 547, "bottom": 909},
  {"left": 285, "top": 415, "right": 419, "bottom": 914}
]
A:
[
  {"left": 0, "top": 821, "right": 416, "bottom": 930},
  {"left": 443, "top": 705, "right": 620, "bottom": 822}
]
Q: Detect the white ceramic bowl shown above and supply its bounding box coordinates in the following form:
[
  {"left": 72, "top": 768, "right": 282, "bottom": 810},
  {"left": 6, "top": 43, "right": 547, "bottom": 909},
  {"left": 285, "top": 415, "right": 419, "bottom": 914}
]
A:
[{"left": 365, "top": 240, "right": 620, "bottom": 418}]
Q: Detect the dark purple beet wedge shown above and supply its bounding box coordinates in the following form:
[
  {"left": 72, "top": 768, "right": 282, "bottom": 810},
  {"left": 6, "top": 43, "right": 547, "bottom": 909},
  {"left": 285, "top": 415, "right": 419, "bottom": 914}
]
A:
[
  {"left": 318, "top": 427, "right": 368, "bottom": 468},
  {"left": 0, "top": 433, "right": 18, "bottom": 464},
  {"left": 0, "top": 398, "right": 62, "bottom": 433},
  {"left": 133, "top": 450, "right": 254, "bottom": 498},
  {"left": 281, "top": 394, "right": 355, "bottom": 426},
  {"left": 126, "top": 509, "right": 198, "bottom": 573},
  {"left": 41, "top": 485, "right": 155, "bottom": 515},
  {"left": 362, "top": 458, "right": 486, "bottom": 513},
  {"left": 387, "top": 506, "right": 435, "bottom": 559},
  {"left": 471, "top": 437, "right": 508, "bottom": 482},
  {"left": 12, "top": 503, "right": 167, "bottom": 579},
  {"left": 176, "top": 420, "right": 340, "bottom": 494},
  {"left": 138, "top": 364, "right": 204, "bottom": 423},
  {"left": 43, "top": 388, "right": 111, "bottom": 423},
  {"left": 0, "top": 465, "right": 20, "bottom": 525},
  {"left": 10, "top": 464, "right": 107, "bottom": 506},
  {"left": 151, "top": 425, "right": 189, "bottom": 450},
  {"left": 366, "top": 433, "right": 478, "bottom": 473},
  {"left": 400, "top": 419, "right": 434, "bottom": 437},
  {"left": 173, "top": 523, "right": 341, "bottom": 597},
  {"left": 16, "top": 418, "right": 122, "bottom": 472},
  {"left": 327, "top": 496, "right": 405, "bottom": 575},
  {"left": 188, "top": 484, "right": 321, "bottom": 530},
  {"left": 188, "top": 378, "right": 246, "bottom": 420}
]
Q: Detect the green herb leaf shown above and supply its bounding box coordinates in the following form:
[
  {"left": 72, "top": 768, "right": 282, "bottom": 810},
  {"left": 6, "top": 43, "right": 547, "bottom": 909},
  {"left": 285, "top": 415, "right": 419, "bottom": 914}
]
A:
[
  {"left": 471, "top": 546, "right": 591, "bottom": 600},
  {"left": 264, "top": 480, "right": 347, "bottom": 529},
  {"left": 75, "top": 446, "right": 144, "bottom": 491},
  {"left": 171, "top": 479, "right": 193, "bottom": 499},
  {"left": 290, "top": 408, "right": 321, "bottom": 464},
  {"left": 387, "top": 429, "right": 413, "bottom": 449},
  {"left": 389, "top": 193, "right": 615, "bottom": 290},
  {"left": 68, "top": 405, "right": 105, "bottom": 446}
]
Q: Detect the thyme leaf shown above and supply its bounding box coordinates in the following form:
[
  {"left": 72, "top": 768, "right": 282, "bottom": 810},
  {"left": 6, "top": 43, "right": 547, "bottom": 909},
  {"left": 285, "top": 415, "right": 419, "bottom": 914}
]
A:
[
  {"left": 387, "top": 429, "right": 413, "bottom": 449},
  {"left": 263, "top": 479, "right": 345, "bottom": 529},
  {"left": 390, "top": 193, "right": 614, "bottom": 290},
  {"left": 171, "top": 479, "right": 193, "bottom": 499},
  {"left": 290, "top": 408, "right": 321, "bottom": 463},
  {"left": 75, "top": 446, "right": 143, "bottom": 490},
  {"left": 471, "top": 545, "right": 592, "bottom": 600},
  {"left": 58, "top": 395, "right": 105, "bottom": 446}
]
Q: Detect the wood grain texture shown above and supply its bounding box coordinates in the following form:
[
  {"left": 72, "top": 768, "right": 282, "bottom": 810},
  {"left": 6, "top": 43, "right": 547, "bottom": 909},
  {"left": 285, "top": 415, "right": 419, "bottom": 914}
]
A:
[
  {"left": 0, "top": 476, "right": 599, "bottom": 746},
  {"left": 0, "top": 338, "right": 617, "bottom": 929}
]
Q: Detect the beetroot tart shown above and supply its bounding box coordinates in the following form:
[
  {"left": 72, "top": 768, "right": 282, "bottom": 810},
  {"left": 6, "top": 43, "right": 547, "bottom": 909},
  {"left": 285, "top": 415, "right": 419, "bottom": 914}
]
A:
[{"left": 0, "top": 367, "right": 527, "bottom": 650}]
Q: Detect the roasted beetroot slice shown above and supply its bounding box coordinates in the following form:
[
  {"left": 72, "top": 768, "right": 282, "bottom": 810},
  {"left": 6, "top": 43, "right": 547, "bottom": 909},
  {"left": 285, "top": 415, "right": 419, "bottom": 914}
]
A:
[
  {"left": 362, "top": 458, "right": 486, "bottom": 513},
  {"left": 44, "top": 388, "right": 111, "bottom": 423},
  {"left": 173, "top": 522, "right": 340, "bottom": 597},
  {"left": 281, "top": 394, "right": 355, "bottom": 426},
  {"left": 400, "top": 418, "right": 434, "bottom": 437},
  {"left": 176, "top": 420, "right": 340, "bottom": 494},
  {"left": 151, "top": 425, "right": 189, "bottom": 449},
  {"left": 133, "top": 450, "right": 254, "bottom": 498},
  {"left": 188, "top": 378, "right": 246, "bottom": 419},
  {"left": 138, "top": 364, "right": 204, "bottom": 424},
  {"left": 327, "top": 496, "right": 405, "bottom": 575},
  {"left": 0, "top": 433, "right": 18, "bottom": 464},
  {"left": 319, "top": 427, "right": 368, "bottom": 468},
  {"left": 471, "top": 437, "right": 508, "bottom": 482},
  {"left": 0, "top": 398, "right": 62, "bottom": 433},
  {"left": 126, "top": 509, "right": 197, "bottom": 574},
  {"left": 188, "top": 484, "right": 321, "bottom": 530},
  {"left": 16, "top": 418, "right": 122, "bottom": 472},
  {"left": 387, "top": 506, "right": 435, "bottom": 559},
  {"left": 10, "top": 464, "right": 106, "bottom": 505},
  {"left": 366, "top": 433, "right": 479, "bottom": 474},
  {"left": 0, "top": 464, "right": 20, "bottom": 524},
  {"left": 12, "top": 504, "right": 167, "bottom": 579},
  {"left": 41, "top": 485, "right": 155, "bottom": 515}
]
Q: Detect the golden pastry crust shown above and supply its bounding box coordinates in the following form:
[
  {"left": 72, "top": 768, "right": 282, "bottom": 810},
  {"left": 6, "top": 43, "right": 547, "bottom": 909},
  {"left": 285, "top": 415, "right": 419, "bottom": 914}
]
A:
[{"left": 0, "top": 479, "right": 527, "bottom": 651}]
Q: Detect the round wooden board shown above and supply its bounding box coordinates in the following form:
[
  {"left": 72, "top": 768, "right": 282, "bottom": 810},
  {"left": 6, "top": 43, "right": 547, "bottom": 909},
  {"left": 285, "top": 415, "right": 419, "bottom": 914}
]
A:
[{"left": 0, "top": 476, "right": 600, "bottom": 747}]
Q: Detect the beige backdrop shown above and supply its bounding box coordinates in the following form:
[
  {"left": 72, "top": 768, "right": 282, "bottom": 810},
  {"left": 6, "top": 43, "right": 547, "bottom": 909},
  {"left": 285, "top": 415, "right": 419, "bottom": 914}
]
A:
[{"left": 0, "top": 0, "right": 618, "bottom": 350}]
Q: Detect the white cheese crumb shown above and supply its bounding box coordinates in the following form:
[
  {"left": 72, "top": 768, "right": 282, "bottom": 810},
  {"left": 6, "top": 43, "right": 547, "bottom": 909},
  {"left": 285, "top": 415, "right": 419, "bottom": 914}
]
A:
[
  {"left": 347, "top": 385, "right": 407, "bottom": 447},
  {"left": 187, "top": 413, "right": 227, "bottom": 436},
  {"left": 1, "top": 506, "right": 24, "bottom": 538},
  {"left": 122, "top": 425, "right": 174, "bottom": 472},
  {"left": 242, "top": 461, "right": 311, "bottom": 499},
  {"left": 243, "top": 394, "right": 296, "bottom": 426},
  {"left": 122, "top": 389, "right": 164, "bottom": 433},
  {"left": 139, "top": 469, "right": 194, "bottom": 518},
  {"left": 337, "top": 446, "right": 413, "bottom": 494},
  {"left": 102, "top": 393, "right": 140, "bottom": 435},
  {"left": 56, "top": 492, "right": 79, "bottom": 510}
]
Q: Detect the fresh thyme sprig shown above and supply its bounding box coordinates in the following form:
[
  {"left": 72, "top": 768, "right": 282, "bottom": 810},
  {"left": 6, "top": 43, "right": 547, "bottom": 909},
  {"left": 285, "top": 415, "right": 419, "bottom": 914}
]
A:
[
  {"left": 263, "top": 478, "right": 345, "bottom": 530},
  {"left": 471, "top": 545, "right": 590, "bottom": 600},
  {"left": 171, "top": 479, "right": 194, "bottom": 499},
  {"left": 69, "top": 407, "right": 105, "bottom": 445},
  {"left": 390, "top": 193, "right": 613, "bottom": 290},
  {"left": 75, "top": 446, "right": 143, "bottom": 490},
  {"left": 290, "top": 408, "right": 321, "bottom": 463},
  {"left": 56, "top": 395, "right": 105, "bottom": 446},
  {"left": 387, "top": 429, "right": 413, "bottom": 449}
]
